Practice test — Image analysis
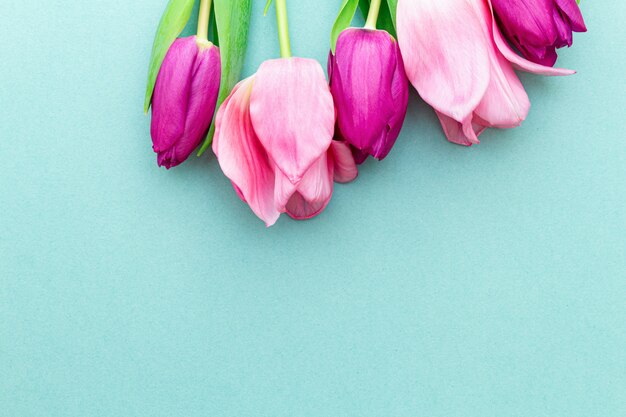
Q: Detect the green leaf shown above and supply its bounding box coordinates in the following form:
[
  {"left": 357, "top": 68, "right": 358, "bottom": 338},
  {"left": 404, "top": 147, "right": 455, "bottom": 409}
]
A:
[
  {"left": 378, "top": 3, "right": 396, "bottom": 38},
  {"left": 144, "top": 0, "right": 196, "bottom": 113},
  {"left": 386, "top": 0, "right": 397, "bottom": 31},
  {"left": 197, "top": 0, "right": 252, "bottom": 156},
  {"left": 210, "top": 7, "right": 219, "bottom": 47},
  {"left": 358, "top": 0, "right": 397, "bottom": 38},
  {"left": 330, "top": 0, "right": 360, "bottom": 54},
  {"left": 358, "top": 0, "right": 369, "bottom": 21}
]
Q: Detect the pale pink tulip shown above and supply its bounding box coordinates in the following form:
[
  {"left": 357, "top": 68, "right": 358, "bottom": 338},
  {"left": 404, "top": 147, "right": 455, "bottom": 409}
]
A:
[
  {"left": 397, "top": 0, "right": 574, "bottom": 146},
  {"left": 213, "top": 59, "right": 357, "bottom": 226}
]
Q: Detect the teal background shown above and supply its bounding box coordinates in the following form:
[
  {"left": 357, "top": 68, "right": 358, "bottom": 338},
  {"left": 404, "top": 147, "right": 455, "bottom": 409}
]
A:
[{"left": 1, "top": 1, "right": 625, "bottom": 416}]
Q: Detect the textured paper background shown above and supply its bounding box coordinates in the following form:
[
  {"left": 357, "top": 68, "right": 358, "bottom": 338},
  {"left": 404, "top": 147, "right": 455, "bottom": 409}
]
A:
[{"left": 1, "top": 1, "right": 625, "bottom": 416}]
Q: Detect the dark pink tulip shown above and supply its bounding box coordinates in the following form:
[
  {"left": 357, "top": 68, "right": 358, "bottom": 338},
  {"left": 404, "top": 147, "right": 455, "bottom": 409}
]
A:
[
  {"left": 151, "top": 36, "right": 221, "bottom": 169},
  {"left": 491, "top": 0, "right": 586, "bottom": 66},
  {"left": 328, "top": 28, "right": 409, "bottom": 163}
]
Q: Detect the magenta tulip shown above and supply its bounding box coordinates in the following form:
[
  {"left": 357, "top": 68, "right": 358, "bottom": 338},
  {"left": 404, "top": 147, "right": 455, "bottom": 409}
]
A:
[
  {"left": 492, "top": 0, "right": 587, "bottom": 67},
  {"left": 150, "top": 36, "right": 221, "bottom": 168},
  {"left": 213, "top": 59, "right": 358, "bottom": 226},
  {"left": 328, "top": 28, "right": 409, "bottom": 162},
  {"left": 397, "top": 0, "right": 574, "bottom": 146}
]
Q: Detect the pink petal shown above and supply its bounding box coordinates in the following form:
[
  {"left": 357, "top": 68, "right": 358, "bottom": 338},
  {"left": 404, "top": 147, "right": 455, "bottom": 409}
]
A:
[
  {"left": 151, "top": 37, "right": 197, "bottom": 154},
  {"left": 473, "top": 0, "right": 531, "bottom": 129},
  {"left": 285, "top": 192, "right": 331, "bottom": 221},
  {"left": 330, "top": 141, "right": 358, "bottom": 183},
  {"left": 486, "top": 0, "right": 575, "bottom": 76},
  {"left": 250, "top": 58, "right": 335, "bottom": 184},
  {"left": 274, "top": 156, "right": 334, "bottom": 221},
  {"left": 294, "top": 154, "right": 333, "bottom": 205},
  {"left": 436, "top": 112, "right": 484, "bottom": 146},
  {"left": 273, "top": 169, "right": 298, "bottom": 214},
  {"left": 396, "top": 0, "right": 490, "bottom": 123},
  {"left": 291, "top": 157, "right": 334, "bottom": 220},
  {"left": 157, "top": 43, "right": 221, "bottom": 169},
  {"left": 213, "top": 77, "right": 280, "bottom": 227},
  {"left": 473, "top": 51, "right": 530, "bottom": 129}
]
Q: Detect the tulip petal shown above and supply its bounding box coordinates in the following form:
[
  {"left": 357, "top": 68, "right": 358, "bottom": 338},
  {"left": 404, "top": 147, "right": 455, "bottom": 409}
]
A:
[
  {"left": 281, "top": 156, "right": 334, "bottom": 220},
  {"left": 331, "top": 141, "right": 358, "bottom": 183},
  {"left": 151, "top": 37, "right": 197, "bottom": 153},
  {"left": 519, "top": 42, "right": 559, "bottom": 67},
  {"left": 274, "top": 170, "right": 298, "bottom": 215},
  {"left": 486, "top": 0, "right": 575, "bottom": 75},
  {"left": 491, "top": 0, "right": 558, "bottom": 47},
  {"left": 285, "top": 193, "right": 331, "bottom": 220},
  {"left": 274, "top": 154, "right": 334, "bottom": 220},
  {"left": 330, "top": 29, "right": 409, "bottom": 160},
  {"left": 474, "top": 51, "right": 530, "bottom": 129},
  {"left": 293, "top": 155, "right": 333, "bottom": 210},
  {"left": 213, "top": 77, "right": 280, "bottom": 227},
  {"left": 555, "top": 0, "right": 587, "bottom": 33},
  {"left": 436, "top": 112, "right": 484, "bottom": 146},
  {"left": 397, "top": 0, "right": 490, "bottom": 123},
  {"left": 157, "top": 43, "right": 221, "bottom": 168},
  {"left": 250, "top": 58, "right": 335, "bottom": 184},
  {"left": 351, "top": 147, "right": 370, "bottom": 165},
  {"left": 472, "top": 0, "right": 531, "bottom": 129},
  {"left": 383, "top": 41, "right": 410, "bottom": 158}
]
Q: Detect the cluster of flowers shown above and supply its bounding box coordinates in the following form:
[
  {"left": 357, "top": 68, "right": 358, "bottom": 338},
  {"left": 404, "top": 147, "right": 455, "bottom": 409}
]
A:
[{"left": 147, "top": 0, "right": 586, "bottom": 226}]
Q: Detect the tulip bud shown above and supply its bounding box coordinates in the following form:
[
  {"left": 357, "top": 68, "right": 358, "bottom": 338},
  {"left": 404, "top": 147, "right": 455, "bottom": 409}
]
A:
[
  {"left": 491, "top": 0, "right": 587, "bottom": 67},
  {"left": 150, "top": 36, "right": 221, "bottom": 168},
  {"left": 328, "top": 28, "right": 409, "bottom": 162}
]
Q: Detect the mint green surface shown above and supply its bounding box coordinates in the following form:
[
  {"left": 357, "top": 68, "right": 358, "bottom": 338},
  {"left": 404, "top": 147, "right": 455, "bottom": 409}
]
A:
[{"left": 1, "top": 1, "right": 625, "bottom": 416}]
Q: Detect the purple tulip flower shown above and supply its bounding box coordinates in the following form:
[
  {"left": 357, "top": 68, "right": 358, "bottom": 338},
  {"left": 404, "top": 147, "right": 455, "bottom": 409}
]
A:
[
  {"left": 491, "top": 0, "right": 587, "bottom": 67},
  {"left": 151, "top": 36, "right": 221, "bottom": 169},
  {"left": 328, "top": 28, "right": 409, "bottom": 163}
]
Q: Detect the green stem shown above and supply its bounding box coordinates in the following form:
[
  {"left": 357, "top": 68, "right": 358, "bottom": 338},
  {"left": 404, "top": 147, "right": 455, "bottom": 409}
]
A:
[
  {"left": 365, "top": 0, "right": 382, "bottom": 30},
  {"left": 275, "top": 0, "right": 292, "bottom": 58},
  {"left": 196, "top": 0, "right": 212, "bottom": 44}
]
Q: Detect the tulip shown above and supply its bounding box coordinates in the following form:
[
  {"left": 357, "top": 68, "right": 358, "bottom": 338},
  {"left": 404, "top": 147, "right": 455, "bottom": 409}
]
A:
[
  {"left": 492, "top": 0, "right": 587, "bottom": 67},
  {"left": 397, "top": 0, "right": 574, "bottom": 146},
  {"left": 151, "top": 36, "right": 221, "bottom": 168},
  {"left": 328, "top": 28, "right": 409, "bottom": 162},
  {"left": 213, "top": 59, "right": 358, "bottom": 226}
]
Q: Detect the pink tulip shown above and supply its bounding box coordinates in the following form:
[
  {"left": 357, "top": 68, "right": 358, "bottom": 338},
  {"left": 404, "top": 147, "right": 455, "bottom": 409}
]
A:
[
  {"left": 397, "top": 0, "right": 574, "bottom": 146},
  {"left": 151, "top": 36, "right": 221, "bottom": 168},
  {"left": 213, "top": 58, "right": 358, "bottom": 226}
]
